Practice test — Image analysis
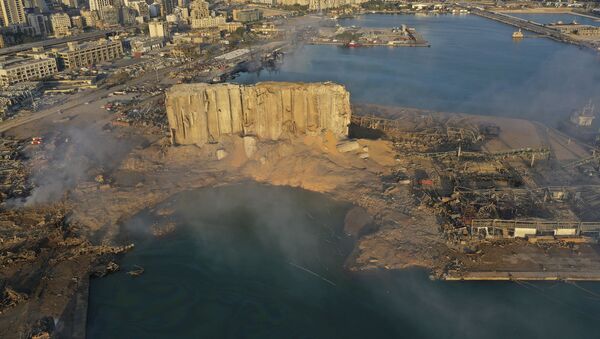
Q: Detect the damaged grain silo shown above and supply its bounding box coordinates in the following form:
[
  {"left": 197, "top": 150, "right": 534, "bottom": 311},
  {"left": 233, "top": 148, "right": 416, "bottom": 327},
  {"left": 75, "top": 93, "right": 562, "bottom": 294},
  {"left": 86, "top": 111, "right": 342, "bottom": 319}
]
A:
[{"left": 165, "top": 82, "right": 352, "bottom": 144}]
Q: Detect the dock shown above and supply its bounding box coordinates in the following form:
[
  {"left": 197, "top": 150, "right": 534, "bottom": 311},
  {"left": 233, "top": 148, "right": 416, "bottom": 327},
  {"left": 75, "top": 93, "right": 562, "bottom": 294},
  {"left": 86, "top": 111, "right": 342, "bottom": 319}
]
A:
[
  {"left": 311, "top": 26, "right": 429, "bottom": 48},
  {"left": 444, "top": 271, "right": 600, "bottom": 281},
  {"left": 464, "top": 6, "right": 598, "bottom": 51}
]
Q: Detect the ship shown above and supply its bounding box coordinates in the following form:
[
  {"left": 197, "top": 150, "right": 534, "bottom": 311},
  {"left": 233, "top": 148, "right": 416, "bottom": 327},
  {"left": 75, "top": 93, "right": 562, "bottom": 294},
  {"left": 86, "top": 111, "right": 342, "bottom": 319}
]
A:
[{"left": 512, "top": 29, "right": 524, "bottom": 39}]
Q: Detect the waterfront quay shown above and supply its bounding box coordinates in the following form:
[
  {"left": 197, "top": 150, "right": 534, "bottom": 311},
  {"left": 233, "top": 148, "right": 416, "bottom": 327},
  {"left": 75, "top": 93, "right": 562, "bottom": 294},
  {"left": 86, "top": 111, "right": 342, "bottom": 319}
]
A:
[
  {"left": 310, "top": 25, "right": 429, "bottom": 47},
  {"left": 465, "top": 6, "right": 599, "bottom": 51}
]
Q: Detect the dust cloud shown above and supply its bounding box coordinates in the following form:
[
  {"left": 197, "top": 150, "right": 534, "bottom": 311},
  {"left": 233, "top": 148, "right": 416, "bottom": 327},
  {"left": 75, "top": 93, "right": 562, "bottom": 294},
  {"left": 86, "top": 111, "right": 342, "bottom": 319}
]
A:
[
  {"left": 14, "top": 126, "right": 134, "bottom": 206},
  {"left": 462, "top": 48, "right": 600, "bottom": 125}
]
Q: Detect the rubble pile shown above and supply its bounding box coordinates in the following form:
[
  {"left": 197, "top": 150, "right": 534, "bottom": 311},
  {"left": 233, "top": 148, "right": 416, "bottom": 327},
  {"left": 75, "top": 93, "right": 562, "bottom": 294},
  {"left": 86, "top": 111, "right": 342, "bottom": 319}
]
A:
[
  {"left": 106, "top": 87, "right": 169, "bottom": 130},
  {"left": 0, "top": 205, "right": 133, "bottom": 337},
  {"left": 351, "top": 114, "right": 483, "bottom": 153},
  {"left": 0, "top": 138, "right": 30, "bottom": 204},
  {"left": 115, "top": 104, "right": 168, "bottom": 130},
  {"left": 0, "top": 82, "right": 42, "bottom": 120}
]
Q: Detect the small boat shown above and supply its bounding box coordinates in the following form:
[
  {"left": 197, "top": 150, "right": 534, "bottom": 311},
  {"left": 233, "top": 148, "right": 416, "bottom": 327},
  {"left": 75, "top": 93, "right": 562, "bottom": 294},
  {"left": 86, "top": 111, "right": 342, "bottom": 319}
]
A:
[
  {"left": 345, "top": 40, "right": 361, "bottom": 48},
  {"left": 512, "top": 29, "right": 524, "bottom": 39}
]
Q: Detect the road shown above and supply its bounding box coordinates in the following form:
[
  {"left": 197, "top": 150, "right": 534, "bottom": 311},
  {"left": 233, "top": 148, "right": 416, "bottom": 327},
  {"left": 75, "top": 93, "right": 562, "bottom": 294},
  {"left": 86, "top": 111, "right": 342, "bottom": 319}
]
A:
[
  {"left": 0, "top": 29, "right": 310, "bottom": 134},
  {"left": 462, "top": 5, "right": 598, "bottom": 51},
  {"left": 0, "top": 64, "right": 175, "bottom": 134},
  {"left": 0, "top": 30, "right": 115, "bottom": 56}
]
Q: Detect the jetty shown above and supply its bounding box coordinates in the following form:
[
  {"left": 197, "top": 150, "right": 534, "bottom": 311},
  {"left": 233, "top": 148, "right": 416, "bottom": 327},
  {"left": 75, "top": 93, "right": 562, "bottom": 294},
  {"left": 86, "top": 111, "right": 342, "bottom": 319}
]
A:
[
  {"left": 463, "top": 6, "right": 598, "bottom": 51},
  {"left": 310, "top": 25, "right": 429, "bottom": 48}
]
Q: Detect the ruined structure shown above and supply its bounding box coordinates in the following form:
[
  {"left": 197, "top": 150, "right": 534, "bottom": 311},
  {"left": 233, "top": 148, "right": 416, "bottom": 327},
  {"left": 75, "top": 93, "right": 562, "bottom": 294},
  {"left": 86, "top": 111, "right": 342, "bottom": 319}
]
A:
[{"left": 166, "top": 82, "right": 352, "bottom": 145}]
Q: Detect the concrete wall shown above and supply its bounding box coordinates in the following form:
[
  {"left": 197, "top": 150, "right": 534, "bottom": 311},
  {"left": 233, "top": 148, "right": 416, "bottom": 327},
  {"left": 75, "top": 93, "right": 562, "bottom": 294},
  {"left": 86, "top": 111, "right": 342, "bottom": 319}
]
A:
[{"left": 166, "top": 82, "right": 352, "bottom": 145}]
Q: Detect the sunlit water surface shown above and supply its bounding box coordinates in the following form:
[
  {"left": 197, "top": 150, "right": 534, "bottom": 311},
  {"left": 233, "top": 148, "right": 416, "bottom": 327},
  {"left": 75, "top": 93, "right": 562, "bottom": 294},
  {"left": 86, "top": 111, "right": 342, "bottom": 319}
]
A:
[{"left": 236, "top": 14, "right": 600, "bottom": 125}]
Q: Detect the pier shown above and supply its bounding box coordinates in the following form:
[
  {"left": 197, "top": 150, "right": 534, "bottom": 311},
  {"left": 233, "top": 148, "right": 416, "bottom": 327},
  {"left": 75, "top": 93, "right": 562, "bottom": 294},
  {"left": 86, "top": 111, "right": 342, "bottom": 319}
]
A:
[
  {"left": 464, "top": 6, "right": 597, "bottom": 50},
  {"left": 311, "top": 26, "right": 429, "bottom": 48}
]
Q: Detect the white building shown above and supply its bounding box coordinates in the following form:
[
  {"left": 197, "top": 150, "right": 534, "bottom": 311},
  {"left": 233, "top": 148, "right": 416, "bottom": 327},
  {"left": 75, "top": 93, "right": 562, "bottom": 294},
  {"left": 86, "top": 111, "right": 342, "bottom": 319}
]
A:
[
  {"left": 0, "top": 0, "right": 27, "bottom": 26},
  {"left": 89, "top": 0, "right": 111, "bottom": 12},
  {"left": 148, "top": 19, "right": 168, "bottom": 38},
  {"left": 27, "top": 13, "right": 50, "bottom": 35},
  {"left": 191, "top": 15, "right": 224, "bottom": 29}
]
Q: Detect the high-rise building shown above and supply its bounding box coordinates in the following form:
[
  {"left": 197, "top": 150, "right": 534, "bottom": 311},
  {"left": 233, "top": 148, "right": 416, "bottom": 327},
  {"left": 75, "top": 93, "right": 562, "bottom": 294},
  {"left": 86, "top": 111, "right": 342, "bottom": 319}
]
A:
[
  {"left": 50, "top": 12, "right": 72, "bottom": 36},
  {"left": 232, "top": 8, "right": 262, "bottom": 23},
  {"left": 158, "top": 0, "right": 173, "bottom": 17},
  {"left": 81, "top": 9, "right": 101, "bottom": 27},
  {"left": 99, "top": 5, "right": 119, "bottom": 26},
  {"left": 148, "top": 19, "right": 168, "bottom": 38},
  {"left": 0, "top": 0, "right": 27, "bottom": 26},
  {"left": 191, "top": 15, "right": 223, "bottom": 29},
  {"left": 189, "top": 0, "right": 209, "bottom": 20},
  {"left": 30, "top": 0, "right": 49, "bottom": 13},
  {"left": 126, "top": 0, "right": 148, "bottom": 19},
  {"left": 70, "top": 15, "right": 84, "bottom": 28},
  {"left": 61, "top": 0, "right": 78, "bottom": 8},
  {"left": 89, "top": 0, "right": 111, "bottom": 12},
  {"left": 27, "top": 13, "right": 50, "bottom": 35},
  {"left": 308, "top": 0, "right": 368, "bottom": 10},
  {"left": 148, "top": 1, "right": 160, "bottom": 17},
  {"left": 119, "top": 5, "right": 137, "bottom": 25}
]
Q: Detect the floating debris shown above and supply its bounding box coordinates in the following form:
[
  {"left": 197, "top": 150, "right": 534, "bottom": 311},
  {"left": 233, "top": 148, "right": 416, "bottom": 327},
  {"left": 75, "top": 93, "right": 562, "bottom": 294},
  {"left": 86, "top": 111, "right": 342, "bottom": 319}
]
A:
[
  {"left": 127, "top": 265, "right": 144, "bottom": 277},
  {"left": 289, "top": 262, "right": 336, "bottom": 286}
]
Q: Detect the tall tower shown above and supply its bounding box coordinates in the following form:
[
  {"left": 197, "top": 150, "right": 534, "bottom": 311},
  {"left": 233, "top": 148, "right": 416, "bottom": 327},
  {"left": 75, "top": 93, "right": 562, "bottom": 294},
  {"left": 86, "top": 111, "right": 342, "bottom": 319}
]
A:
[
  {"left": 0, "top": 0, "right": 27, "bottom": 26},
  {"left": 189, "top": 0, "right": 209, "bottom": 19},
  {"left": 89, "top": 0, "right": 111, "bottom": 12}
]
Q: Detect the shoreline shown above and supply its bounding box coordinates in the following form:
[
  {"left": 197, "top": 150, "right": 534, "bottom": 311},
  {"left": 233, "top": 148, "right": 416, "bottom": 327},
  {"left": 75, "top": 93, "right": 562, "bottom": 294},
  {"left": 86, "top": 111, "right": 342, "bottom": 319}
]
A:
[
  {"left": 496, "top": 8, "right": 600, "bottom": 21},
  {"left": 444, "top": 271, "right": 600, "bottom": 281},
  {"left": 308, "top": 41, "right": 430, "bottom": 47},
  {"left": 466, "top": 7, "right": 599, "bottom": 52},
  {"left": 3, "top": 12, "right": 600, "bottom": 338}
]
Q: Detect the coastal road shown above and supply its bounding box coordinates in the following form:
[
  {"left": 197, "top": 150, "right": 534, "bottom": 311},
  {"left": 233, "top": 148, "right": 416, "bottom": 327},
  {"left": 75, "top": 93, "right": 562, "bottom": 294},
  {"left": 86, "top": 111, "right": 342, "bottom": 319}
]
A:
[
  {"left": 0, "top": 33, "right": 306, "bottom": 134},
  {"left": 460, "top": 5, "right": 598, "bottom": 50},
  {"left": 0, "top": 64, "right": 177, "bottom": 134}
]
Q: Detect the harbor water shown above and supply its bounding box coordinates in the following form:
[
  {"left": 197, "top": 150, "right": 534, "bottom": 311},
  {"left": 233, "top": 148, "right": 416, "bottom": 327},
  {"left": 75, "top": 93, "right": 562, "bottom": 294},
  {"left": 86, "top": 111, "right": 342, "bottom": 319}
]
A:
[
  {"left": 87, "top": 183, "right": 600, "bottom": 338},
  {"left": 236, "top": 14, "right": 600, "bottom": 125},
  {"left": 88, "top": 15, "right": 600, "bottom": 338}
]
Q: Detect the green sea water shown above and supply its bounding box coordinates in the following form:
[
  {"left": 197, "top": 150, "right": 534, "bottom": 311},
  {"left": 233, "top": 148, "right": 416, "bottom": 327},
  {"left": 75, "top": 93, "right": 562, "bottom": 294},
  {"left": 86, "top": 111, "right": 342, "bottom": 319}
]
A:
[{"left": 87, "top": 183, "right": 600, "bottom": 339}]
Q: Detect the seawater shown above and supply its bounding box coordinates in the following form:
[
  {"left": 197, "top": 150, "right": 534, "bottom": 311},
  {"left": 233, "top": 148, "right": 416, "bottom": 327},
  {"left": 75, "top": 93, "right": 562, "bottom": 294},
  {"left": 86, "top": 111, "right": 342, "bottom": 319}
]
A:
[
  {"left": 88, "top": 15, "right": 600, "bottom": 338},
  {"left": 87, "top": 183, "right": 600, "bottom": 339},
  {"left": 236, "top": 14, "right": 600, "bottom": 125},
  {"left": 88, "top": 183, "right": 600, "bottom": 338}
]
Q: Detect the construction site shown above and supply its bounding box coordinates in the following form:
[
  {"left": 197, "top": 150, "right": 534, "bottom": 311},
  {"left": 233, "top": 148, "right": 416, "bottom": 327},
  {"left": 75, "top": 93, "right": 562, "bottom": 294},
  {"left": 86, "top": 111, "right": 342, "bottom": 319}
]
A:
[{"left": 2, "top": 81, "right": 600, "bottom": 337}]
